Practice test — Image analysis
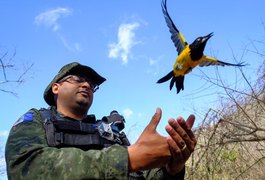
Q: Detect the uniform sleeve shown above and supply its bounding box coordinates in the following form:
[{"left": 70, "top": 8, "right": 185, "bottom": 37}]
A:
[
  {"left": 5, "top": 109, "right": 128, "bottom": 180},
  {"left": 144, "top": 167, "right": 185, "bottom": 180}
]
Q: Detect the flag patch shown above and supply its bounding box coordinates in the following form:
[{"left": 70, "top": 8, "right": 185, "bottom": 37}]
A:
[{"left": 13, "top": 111, "right": 34, "bottom": 126}]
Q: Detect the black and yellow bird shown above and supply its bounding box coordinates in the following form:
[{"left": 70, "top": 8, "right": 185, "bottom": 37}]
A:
[{"left": 157, "top": 0, "right": 245, "bottom": 93}]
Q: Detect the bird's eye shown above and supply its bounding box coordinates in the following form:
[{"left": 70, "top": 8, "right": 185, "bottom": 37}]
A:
[{"left": 196, "top": 38, "right": 201, "bottom": 41}]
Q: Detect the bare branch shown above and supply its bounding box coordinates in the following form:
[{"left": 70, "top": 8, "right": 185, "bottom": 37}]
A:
[
  {"left": 0, "top": 48, "right": 33, "bottom": 96},
  {"left": 186, "top": 36, "right": 265, "bottom": 179}
]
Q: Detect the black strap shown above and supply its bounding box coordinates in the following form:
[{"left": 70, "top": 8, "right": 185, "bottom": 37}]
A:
[
  {"left": 53, "top": 120, "right": 97, "bottom": 134},
  {"left": 39, "top": 108, "right": 130, "bottom": 150},
  {"left": 39, "top": 107, "right": 53, "bottom": 122}
]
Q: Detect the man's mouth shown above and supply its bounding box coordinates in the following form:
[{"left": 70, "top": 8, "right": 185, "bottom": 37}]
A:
[{"left": 78, "top": 90, "right": 90, "bottom": 97}]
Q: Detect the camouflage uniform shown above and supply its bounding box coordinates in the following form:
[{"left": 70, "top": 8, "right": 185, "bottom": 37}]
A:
[
  {"left": 5, "top": 62, "right": 185, "bottom": 179},
  {"left": 5, "top": 108, "right": 185, "bottom": 180}
]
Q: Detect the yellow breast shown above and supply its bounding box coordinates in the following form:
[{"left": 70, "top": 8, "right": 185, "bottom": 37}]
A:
[{"left": 173, "top": 46, "right": 205, "bottom": 76}]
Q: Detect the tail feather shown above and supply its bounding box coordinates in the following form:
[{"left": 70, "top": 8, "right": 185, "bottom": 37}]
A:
[
  {"left": 217, "top": 60, "right": 247, "bottom": 67},
  {"left": 157, "top": 70, "right": 174, "bottom": 83},
  {"left": 170, "top": 76, "right": 175, "bottom": 90},
  {"left": 157, "top": 71, "right": 185, "bottom": 93},
  {"left": 175, "top": 76, "right": 184, "bottom": 93}
]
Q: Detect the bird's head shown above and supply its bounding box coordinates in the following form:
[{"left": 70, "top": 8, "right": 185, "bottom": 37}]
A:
[{"left": 189, "top": 32, "right": 214, "bottom": 60}]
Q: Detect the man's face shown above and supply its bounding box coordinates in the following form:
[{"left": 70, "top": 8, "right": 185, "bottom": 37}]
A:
[{"left": 52, "top": 75, "right": 96, "bottom": 111}]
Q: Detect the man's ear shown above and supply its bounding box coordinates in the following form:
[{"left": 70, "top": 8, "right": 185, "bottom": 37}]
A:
[{"left": 52, "top": 83, "right": 59, "bottom": 95}]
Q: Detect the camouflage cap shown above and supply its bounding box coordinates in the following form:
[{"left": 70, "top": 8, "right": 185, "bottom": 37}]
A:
[{"left": 44, "top": 62, "right": 106, "bottom": 106}]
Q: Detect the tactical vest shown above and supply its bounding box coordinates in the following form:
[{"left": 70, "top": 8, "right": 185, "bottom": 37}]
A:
[
  {"left": 39, "top": 108, "right": 144, "bottom": 179},
  {"left": 39, "top": 108, "right": 130, "bottom": 151}
]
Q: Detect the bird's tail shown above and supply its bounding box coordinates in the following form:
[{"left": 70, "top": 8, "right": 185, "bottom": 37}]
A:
[
  {"left": 157, "top": 70, "right": 174, "bottom": 84},
  {"left": 157, "top": 71, "right": 184, "bottom": 93},
  {"left": 172, "top": 76, "right": 184, "bottom": 93}
]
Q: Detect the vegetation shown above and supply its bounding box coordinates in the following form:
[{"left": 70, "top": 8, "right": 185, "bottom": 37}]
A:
[{"left": 186, "top": 39, "right": 265, "bottom": 179}]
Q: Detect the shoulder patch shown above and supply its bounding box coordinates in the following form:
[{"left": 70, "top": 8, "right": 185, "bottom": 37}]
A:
[{"left": 13, "top": 111, "right": 34, "bottom": 126}]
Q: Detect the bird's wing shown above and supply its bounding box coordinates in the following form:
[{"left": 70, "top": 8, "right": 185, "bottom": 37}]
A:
[
  {"left": 199, "top": 56, "right": 246, "bottom": 67},
  {"left": 162, "top": 0, "right": 188, "bottom": 55}
]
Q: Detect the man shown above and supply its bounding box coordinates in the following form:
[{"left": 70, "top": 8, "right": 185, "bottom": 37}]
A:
[{"left": 5, "top": 62, "right": 197, "bottom": 179}]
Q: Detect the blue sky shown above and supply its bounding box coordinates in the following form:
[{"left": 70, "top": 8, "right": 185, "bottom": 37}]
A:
[{"left": 1, "top": 0, "right": 265, "bottom": 179}]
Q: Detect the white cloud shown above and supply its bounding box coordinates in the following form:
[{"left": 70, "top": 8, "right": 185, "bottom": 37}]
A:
[
  {"left": 108, "top": 22, "right": 140, "bottom": 64},
  {"left": 35, "top": 7, "right": 72, "bottom": 31},
  {"left": 35, "top": 8, "right": 83, "bottom": 53},
  {"left": 59, "top": 35, "right": 82, "bottom": 52},
  {"left": 146, "top": 57, "right": 162, "bottom": 76},
  {"left": 123, "top": 108, "right": 133, "bottom": 120}
]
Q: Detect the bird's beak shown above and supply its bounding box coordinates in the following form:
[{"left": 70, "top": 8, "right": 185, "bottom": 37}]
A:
[{"left": 202, "top": 32, "right": 214, "bottom": 43}]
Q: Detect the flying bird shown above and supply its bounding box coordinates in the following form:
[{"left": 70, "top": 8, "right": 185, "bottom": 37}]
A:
[{"left": 157, "top": 0, "right": 245, "bottom": 93}]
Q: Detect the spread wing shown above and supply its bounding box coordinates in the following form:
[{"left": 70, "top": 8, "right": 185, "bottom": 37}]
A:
[
  {"left": 199, "top": 56, "right": 246, "bottom": 67},
  {"left": 161, "top": 0, "right": 188, "bottom": 55}
]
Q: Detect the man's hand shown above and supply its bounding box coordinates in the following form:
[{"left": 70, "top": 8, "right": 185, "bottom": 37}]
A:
[
  {"left": 128, "top": 108, "right": 171, "bottom": 172},
  {"left": 165, "top": 115, "right": 197, "bottom": 175}
]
